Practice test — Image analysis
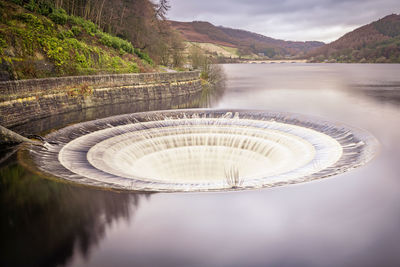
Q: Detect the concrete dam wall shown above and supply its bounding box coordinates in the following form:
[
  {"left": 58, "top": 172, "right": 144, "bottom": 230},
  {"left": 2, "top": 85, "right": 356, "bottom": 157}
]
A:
[{"left": 0, "top": 71, "right": 202, "bottom": 127}]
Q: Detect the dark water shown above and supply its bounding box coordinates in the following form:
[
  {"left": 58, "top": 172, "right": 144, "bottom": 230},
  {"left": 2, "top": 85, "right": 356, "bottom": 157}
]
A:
[{"left": 1, "top": 64, "right": 400, "bottom": 267}]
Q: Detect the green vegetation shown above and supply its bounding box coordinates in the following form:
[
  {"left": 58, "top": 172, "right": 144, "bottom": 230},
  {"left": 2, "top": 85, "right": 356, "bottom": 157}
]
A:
[
  {"left": 0, "top": 0, "right": 155, "bottom": 79},
  {"left": 16, "top": 0, "right": 187, "bottom": 69}
]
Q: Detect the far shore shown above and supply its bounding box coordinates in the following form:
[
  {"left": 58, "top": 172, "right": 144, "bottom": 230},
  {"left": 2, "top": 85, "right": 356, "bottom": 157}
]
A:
[{"left": 241, "top": 59, "right": 308, "bottom": 64}]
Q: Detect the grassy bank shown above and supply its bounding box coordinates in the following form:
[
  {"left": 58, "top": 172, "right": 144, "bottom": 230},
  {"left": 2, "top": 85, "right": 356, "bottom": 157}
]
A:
[{"left": 0, "top": 0, "right": 155, "bottom": 80}]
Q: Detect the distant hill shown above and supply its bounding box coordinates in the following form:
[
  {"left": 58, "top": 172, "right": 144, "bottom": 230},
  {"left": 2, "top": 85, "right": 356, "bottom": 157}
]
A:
[
  {"left": 308, "top": 14, "right": 400, "bottom": 63},
  {"left": 169, "top": 21, "right": 324, "bottom": 58}
]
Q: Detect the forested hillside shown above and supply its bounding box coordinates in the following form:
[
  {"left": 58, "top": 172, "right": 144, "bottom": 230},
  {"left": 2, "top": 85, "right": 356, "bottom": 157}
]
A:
[
  {"left": 0, "top": 0, "right": 185, "bottom": 80},
  {"left": 169, "top": 20, "right": 324, "bottom": 58},
  {"left": 308, "top": 14, "right": 400, "bottom": 63},
  {"left": 40, "top": 0, "right": 183, "bottom": 65}
]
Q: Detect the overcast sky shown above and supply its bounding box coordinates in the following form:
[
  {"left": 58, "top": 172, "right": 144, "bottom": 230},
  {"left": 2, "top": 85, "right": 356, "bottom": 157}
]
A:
[{"left": 168, "top": 0, "right": 399, "bottom": 43}]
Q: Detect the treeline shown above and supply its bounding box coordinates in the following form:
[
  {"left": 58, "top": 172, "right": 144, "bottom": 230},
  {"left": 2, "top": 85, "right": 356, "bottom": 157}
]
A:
[
  {"left": 10, "top": 0, "right": 185, "bottom": 67},
  {"left": 308, "top": 14, "right": 400, "bottom": 63}
]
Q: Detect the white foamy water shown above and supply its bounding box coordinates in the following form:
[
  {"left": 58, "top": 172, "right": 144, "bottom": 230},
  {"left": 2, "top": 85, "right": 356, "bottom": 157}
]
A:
[{"left": 30, "top": 109, "right": 378, "bottom": 192}]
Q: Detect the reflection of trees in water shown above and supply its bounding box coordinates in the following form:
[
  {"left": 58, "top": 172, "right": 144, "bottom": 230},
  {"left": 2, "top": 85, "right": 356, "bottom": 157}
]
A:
[
  {"left": 199, "top": 65, "right": 227, "bottom": 108},
  {"left": 351, "top": 83, "right": 400, "bottom": 106},
  {"left": 0, "top": 162, "right": 149, "bottom": 267},
  {"left": 0, "top": 71, "right": 227, "bottom": 266},
  {"left": 0, "top": 72, "right": 225, "bottom": 266}
]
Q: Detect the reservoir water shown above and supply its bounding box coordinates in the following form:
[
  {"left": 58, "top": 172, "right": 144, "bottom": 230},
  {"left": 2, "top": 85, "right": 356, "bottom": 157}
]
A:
[{"left": 1, "top": 63, "right": 400, "bottom": 266}]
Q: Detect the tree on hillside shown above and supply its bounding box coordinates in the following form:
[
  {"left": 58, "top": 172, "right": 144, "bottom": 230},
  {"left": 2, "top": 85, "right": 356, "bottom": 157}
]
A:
[
  {"left": 189, "top": 46, "right": 204, "bottom": 69},
  {"left": 15, "top": 0, "right": 183, "bottom": 65},
  {"left": 155, "top": 0, "right": 170, "bottom": 20}
]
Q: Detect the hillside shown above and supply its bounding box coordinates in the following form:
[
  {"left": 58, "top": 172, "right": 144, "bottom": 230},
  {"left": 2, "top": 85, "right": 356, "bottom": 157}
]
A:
[
  {"left": 0, "top": 0, "right": 157, "bottom": 80},
  {"left": 308, "top": 14, "right": 400, "bottom": 63},
  {"left": 169, "top": 20, "right": 324, "bottom": 59}
]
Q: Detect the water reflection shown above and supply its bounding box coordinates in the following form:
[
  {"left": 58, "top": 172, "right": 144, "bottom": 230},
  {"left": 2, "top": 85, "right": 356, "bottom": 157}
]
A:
[
  {"left": 2, "top": 64, "right": 400, "bottom": 267},
  {"left": 198, "top": 65, "right": 227, "bottom": 107},
  {"left": 351, "top": 83, "right": 400, "bottom": 105},
  {"left": 0, "top": 80, "right": 228, "bottom": 266},
  {"left": 0, "top": 160, "right": 149, "bottom": 267}
]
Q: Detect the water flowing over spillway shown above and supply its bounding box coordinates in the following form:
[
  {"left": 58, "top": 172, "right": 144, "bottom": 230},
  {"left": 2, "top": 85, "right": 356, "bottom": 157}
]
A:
[{"left": 29, "top": 109, "right": 378, "bottom": 192}]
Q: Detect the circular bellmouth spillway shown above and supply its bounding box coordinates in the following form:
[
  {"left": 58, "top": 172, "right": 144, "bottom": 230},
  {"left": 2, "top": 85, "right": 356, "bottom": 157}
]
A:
[{"left": 29, "top": 109, "right": 378, "bottom": 192}]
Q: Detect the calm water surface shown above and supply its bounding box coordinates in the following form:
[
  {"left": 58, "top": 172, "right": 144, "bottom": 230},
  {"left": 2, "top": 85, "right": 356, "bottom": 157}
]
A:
[{"left": 1, "top": 64, "right": 400, "bottom": 267}]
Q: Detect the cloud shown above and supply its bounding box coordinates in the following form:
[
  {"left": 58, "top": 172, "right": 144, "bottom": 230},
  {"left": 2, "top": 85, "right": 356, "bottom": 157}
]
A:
[{"left": 168, "top": 0, "right": 400, "bottom": 42}]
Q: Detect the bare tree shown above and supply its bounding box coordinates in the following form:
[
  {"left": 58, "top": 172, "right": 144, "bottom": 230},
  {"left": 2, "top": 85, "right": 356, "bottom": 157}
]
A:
[
  {"left": 95, "top": 0, "right": 106, "bottom": 27},
  {"left": 154, "top": 0, "right": 170, "bottom": 20}
]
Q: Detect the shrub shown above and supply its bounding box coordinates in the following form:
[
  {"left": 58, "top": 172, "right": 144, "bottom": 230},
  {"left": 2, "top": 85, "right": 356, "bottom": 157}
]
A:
[
  {"left": 39, "top": 36, "right": 69, "bottom": 66},
  {"left": 57, "top": 30, "right": 74, "bottom": 40},
  {"left": 11, "top": 0, "right": 23, "bottom": 5},
  {"left": 49, "top": 9, "right": 68, "bottom": 25},
  {"left": 134, "top": 48, "right": 153, "bottom": 65},
  {"left": 97, "top": 32, "right": 112, "bottom": 47},
  {"left": 130, "top": 62, "right": 139, "bottom": 72},
  {"left": 71, "top": 26, "right": 82, "bottom": 36},
  {"left": 24, "top": 0, "right": 36, "bottom": 12},
  {"left": 68, "top": 16, "right": 98, "bottom": 35},
  {"left": 15, "top": 13, "right": 41, "bottom": 25},
  {"left": 110, "top": 56, "right": 123, "bottom": 68},
  {"left": 97, "top": 31, "right": 135, "bottom": 55},
  {"left": 75, "top": 53, "right": 89, "bottom": 68},
  {"left": 0, "top": 36, "right": 6, "bottom": 48},
  {"left": 0, "top": 35, "right": 7, "bottom": 54},
  {"left": 120, "top": 41, "right": 133, "bottom": 54},
  {"left": 37, "top": 2, "right": 53, "bottom": 16}
]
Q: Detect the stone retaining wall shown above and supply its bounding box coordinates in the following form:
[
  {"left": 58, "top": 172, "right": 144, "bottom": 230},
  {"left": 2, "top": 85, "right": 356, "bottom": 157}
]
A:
[{"left": 0, "top": 71, "right": 202, "bottom": 127}]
